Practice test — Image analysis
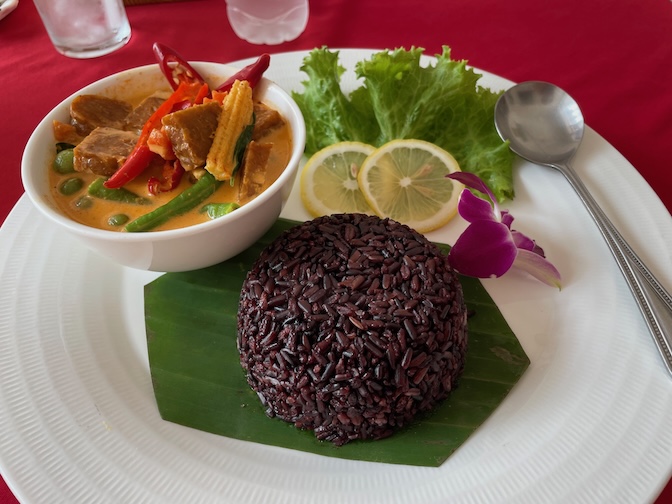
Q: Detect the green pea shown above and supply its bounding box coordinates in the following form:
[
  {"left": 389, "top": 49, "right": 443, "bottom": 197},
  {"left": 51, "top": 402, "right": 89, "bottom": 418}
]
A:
[
  {"left": 59, "top": 177, "right": 84, "bottom": 196},
  {"left": 74, "top": 195, "right": 93, "bottom": 209},
  {"left": 53, "top": 149, "right": 75, "bottom": 174},
  {"left": 107, "top": 214, "right": 130, "bottom": 227}
]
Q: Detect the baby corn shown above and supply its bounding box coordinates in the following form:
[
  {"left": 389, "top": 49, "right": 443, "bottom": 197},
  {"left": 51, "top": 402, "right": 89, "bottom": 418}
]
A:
[{"left": 205, "top": 79, "right": 254, "bottom": 181}]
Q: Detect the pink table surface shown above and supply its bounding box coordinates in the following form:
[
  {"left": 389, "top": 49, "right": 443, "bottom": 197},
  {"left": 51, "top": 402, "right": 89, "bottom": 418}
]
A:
[{"left": 1, "top": 0, "right": 671, "bottom": 502}]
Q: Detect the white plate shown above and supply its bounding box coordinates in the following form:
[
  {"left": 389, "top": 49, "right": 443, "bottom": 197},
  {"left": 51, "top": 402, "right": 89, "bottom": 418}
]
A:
[
  {"left": 0, "top": 0, "right": 18, "bottom": 21},
  {"left": 2, "top": 49, "right": 672, "bottom": 504}
]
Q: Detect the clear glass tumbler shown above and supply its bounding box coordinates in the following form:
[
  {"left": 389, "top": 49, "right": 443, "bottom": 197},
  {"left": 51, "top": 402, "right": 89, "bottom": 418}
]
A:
[
  {"left": 225, "top": 0, "right": 309, "bottom": 45},
  {"left": 33, "top": 0, "right": 131, "bottom": 59}
]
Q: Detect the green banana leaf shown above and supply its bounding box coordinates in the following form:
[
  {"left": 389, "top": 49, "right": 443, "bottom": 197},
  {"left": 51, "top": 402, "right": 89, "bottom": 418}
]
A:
[{"left": 145, "top": 219, "right": 529, "bottom": 467}]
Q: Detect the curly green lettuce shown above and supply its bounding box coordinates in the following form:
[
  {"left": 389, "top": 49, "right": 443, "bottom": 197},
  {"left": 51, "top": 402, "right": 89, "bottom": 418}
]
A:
[{"left": 292, "top": 46, "right": 515, "bottom": 202}]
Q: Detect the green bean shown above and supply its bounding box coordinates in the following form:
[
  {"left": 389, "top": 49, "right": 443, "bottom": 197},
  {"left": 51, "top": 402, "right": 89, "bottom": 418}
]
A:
[
  {"left": 125, "top": 172, "right": 221, "bottom": 232},
  {"left": 107, "top": 214, "right": 130, "bottom": 227},
  {"left": 87, "top": 177, "right": 150, "bottom": 205},
  {"left": 200, "top": 202, "right": 240, "bottom": 220},
  {"left": 53, "top": 149, "right": 75, "bottom": 174},
  {"left": 59, "top": 177, "right": 84, "bottom": 196}
]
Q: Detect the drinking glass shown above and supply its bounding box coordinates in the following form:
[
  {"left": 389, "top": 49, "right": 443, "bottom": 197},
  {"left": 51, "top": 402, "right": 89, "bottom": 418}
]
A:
[
  {"left": 33, "top": 0, "right": 131, "bottom": 59},
  {"left": 225, "top": 0, "right": 308, "bottom": 45}
]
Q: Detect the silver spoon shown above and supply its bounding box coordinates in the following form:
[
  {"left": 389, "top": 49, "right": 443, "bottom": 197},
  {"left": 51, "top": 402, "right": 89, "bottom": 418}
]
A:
[{"left": 494, "top": 80, "right": 672, "bottom": 376}]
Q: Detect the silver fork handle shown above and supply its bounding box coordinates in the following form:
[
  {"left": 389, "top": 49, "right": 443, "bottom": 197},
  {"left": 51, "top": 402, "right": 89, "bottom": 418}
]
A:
[{"left": 557, "top": 162, "right": 672, "bottom": 376}]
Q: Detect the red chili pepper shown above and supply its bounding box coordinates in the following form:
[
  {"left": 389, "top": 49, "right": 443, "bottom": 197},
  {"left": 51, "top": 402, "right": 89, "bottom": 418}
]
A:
[
  {"left": 153, "top": 42, "right": 270, "bottom": 95},
  {"left": 166, "top": 82, "right": 210, "bottom": 112},
  {"left": 192, "top": 82, "right": 210, "bottom": 105},
  {"left": 105, "top": 144, "right": 156, "bottom": 189},
  {"left": 215, "top": 53, "right": 271, "bottom": 93},
  {"left": 104, "top": 81, "right": 207, "bottom": 189},
  {"left": 147, "top": 159, "right": 185, "bottom": 195},
  {"left": 153, "top": 42, "right": 206, "bottom": 90}
]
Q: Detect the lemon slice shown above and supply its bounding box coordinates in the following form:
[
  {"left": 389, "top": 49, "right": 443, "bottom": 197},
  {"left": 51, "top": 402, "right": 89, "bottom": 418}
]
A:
[
  {"left": 357, "top": 139, "right": 463, "bottom": 233},
  {"left": 300, "top": 141, "right": 376, "bottom": 217}
]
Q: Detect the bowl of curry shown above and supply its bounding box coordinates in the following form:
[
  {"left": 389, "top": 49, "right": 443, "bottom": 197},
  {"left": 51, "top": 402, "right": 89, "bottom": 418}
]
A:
[{"left": 21, "top": 59, "right": 306, "bottom": 272}]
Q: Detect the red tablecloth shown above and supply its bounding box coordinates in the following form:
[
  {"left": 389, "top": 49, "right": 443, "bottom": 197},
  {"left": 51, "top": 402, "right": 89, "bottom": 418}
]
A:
[{"left": 1, "top": 0, "right": 671, "bottom": 502}]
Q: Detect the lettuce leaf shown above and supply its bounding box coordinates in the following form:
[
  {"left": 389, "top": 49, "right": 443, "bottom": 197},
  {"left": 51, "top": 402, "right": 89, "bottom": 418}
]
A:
[
  {"left": 292, "top": 47, "right": 379, "bottom": 152},
  {"left": 292, "top": 46, "right": 515, "bottom": 202}
]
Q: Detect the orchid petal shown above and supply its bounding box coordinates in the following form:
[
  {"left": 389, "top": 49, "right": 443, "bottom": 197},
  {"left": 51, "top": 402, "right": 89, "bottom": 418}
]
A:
[
  {"left": 457, "top": 188, "right": 498, "bottom": 223},
  {"left": 448, "top": 172, "right": 501, "bottom": 217},
  {"left": 511, "top": 230, "right": 546, "bottom": 256},
  {"left": 510, "top": 230, "right": 536, "bottom": 252},
  {"left": 447, "top": 172, "right": 495, "bottom": 199},
  {"left": 513, "top": 249, "right": 562, "bottom": 289},
  {"left": 500, "top": 210, "right": 514, "bottom": 228},
  {"left": 448, "top": 220, "right": 517, "bottom": 278}
]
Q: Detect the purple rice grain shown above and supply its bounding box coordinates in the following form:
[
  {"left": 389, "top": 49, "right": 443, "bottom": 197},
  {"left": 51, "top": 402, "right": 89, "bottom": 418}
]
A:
[{"left": 237, "top": 213, "right": 468, "bottom": 446}]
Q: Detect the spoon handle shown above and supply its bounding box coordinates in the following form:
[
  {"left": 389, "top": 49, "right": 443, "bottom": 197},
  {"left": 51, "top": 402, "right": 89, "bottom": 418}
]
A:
[{"left": 557, "top": 162, "right": 672, "bottom": 376}]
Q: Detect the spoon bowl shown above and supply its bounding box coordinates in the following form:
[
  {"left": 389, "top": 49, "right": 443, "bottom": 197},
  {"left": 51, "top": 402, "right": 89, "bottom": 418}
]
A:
[
  {"left": 494, "top": 80, "right": 585, "bottom": 166},
  {"left": 494, "top": 80, "right": 672, "bottom": 376}
]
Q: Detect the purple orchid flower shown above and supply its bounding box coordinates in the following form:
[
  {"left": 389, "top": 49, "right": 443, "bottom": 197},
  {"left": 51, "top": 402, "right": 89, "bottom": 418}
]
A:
[{"left": 446, "top": 172, "right": 562, "bottom": 288}]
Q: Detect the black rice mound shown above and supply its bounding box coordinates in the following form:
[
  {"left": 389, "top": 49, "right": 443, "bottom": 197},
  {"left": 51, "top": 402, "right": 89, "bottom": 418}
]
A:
[{"left": 237, "top": 214, "right": 468, "bottom": 445}]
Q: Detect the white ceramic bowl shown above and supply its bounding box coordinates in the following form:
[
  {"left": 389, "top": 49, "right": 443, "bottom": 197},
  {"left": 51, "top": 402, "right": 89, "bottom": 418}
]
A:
[{"left": 21, "top": 62, "right": 306, "bottom": 272}]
